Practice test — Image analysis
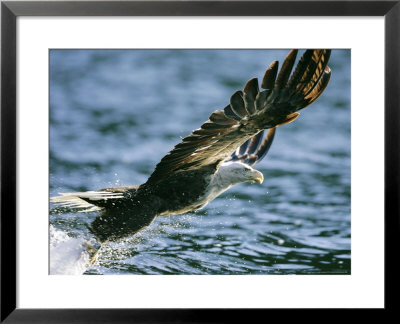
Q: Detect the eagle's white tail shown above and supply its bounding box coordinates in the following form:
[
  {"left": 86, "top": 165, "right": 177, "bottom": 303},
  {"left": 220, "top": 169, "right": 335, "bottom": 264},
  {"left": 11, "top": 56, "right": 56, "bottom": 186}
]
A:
[{"left": 50, "top": 191, "right": 124, "bottom": 212}]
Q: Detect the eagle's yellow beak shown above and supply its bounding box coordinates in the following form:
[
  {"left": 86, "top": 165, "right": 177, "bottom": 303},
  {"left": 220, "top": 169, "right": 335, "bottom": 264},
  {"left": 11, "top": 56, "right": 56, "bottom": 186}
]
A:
[{"left": 251, "top": 170, "right": 264, "bottom": 184}]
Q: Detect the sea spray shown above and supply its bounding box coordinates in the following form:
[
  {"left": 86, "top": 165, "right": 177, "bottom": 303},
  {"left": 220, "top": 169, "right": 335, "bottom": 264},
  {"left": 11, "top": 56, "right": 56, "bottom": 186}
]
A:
[{"left": 50, "top": 225, "right": 100, "bottom": 275}]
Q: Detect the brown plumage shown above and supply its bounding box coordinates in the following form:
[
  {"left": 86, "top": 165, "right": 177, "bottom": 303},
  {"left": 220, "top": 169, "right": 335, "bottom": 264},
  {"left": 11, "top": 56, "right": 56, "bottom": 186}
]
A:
[{"left": 145, "top": 49, "right": 331, "bottom": 184}]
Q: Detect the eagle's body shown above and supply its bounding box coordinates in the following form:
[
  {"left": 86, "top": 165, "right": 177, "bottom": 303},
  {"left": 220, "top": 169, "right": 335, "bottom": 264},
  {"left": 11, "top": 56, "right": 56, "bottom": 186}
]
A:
[{"left": 51, "top": 49, "right": 332, "bottom": 243}]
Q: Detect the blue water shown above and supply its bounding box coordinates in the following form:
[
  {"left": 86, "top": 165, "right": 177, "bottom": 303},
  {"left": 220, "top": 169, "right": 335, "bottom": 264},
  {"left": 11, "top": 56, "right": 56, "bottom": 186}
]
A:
[{"left": 50, "top": 49, "right": 351, "bottom": 275}]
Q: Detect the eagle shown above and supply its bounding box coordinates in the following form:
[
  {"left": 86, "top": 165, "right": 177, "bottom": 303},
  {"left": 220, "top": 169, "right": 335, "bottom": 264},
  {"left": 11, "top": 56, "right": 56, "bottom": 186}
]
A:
[{"left": 51, "top": 49, "right": 331, "bottom": 244}]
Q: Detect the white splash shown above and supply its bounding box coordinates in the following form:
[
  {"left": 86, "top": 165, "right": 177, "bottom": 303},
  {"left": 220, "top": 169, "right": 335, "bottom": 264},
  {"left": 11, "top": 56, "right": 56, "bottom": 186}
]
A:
[{"left": 49, "top": 225, "right": 98, "bottom": 275}]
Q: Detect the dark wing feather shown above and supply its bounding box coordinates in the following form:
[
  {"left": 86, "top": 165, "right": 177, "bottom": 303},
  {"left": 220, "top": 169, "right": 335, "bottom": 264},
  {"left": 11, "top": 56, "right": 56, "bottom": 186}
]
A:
[
  {"left": 228, "top": 128, "right": 276, "bottom": 166},
  {"left": 145, "top": 49, "right": 331, "bottom": 185}
]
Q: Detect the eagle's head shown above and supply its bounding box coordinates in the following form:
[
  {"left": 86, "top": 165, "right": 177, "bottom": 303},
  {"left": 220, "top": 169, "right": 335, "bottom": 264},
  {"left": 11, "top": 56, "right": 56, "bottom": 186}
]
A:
[{"left": 217, "top": 161, "right": 264, "bottom": 186}]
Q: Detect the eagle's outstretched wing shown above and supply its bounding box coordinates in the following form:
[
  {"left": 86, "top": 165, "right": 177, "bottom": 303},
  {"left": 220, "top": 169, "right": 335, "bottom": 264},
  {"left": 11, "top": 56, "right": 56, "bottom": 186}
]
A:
[{"left": 145, "top": 49, "right": 331, "bottom": 185}]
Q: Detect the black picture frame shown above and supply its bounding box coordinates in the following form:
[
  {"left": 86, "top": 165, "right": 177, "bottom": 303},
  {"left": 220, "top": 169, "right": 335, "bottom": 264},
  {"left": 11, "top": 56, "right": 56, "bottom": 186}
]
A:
[{"left": 1, "top": 0, "right": 398, "bottom": 322}]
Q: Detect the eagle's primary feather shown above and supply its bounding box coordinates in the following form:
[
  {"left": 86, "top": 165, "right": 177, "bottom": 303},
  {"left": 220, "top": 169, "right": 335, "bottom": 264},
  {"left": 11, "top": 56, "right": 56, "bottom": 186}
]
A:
[{"left": 51, "top": 49, "right": 331, "bottom": 243}]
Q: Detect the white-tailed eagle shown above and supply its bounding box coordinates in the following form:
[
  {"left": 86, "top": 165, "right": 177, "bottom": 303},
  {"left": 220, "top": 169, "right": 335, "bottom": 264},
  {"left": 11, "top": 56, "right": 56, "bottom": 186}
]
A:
[{"left": 51, "top": 49, "right": 331, "bottom": 243}]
